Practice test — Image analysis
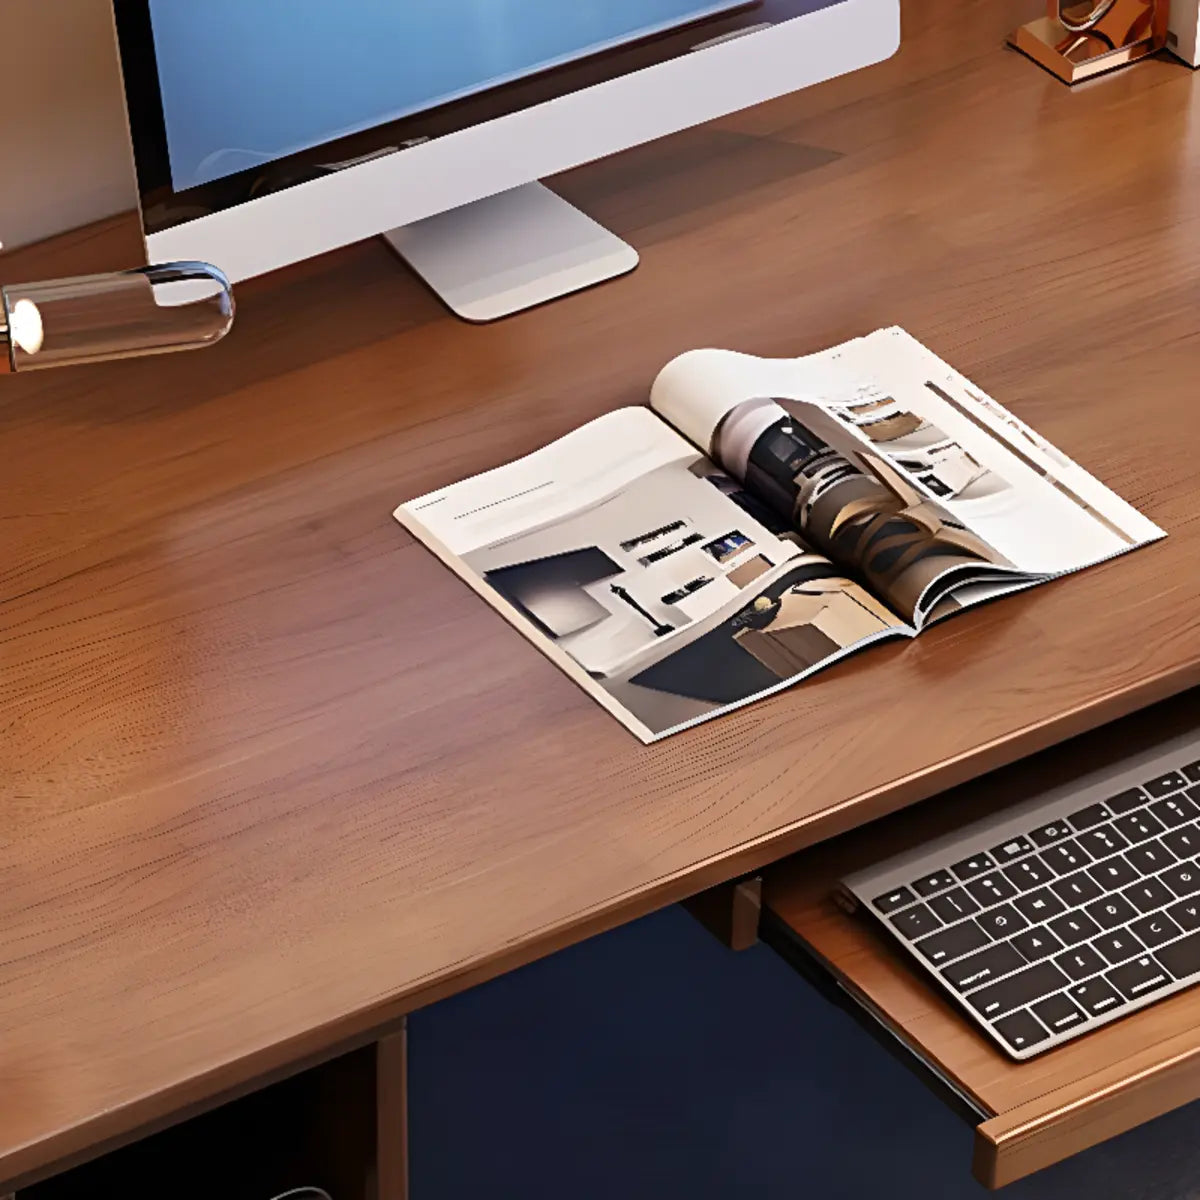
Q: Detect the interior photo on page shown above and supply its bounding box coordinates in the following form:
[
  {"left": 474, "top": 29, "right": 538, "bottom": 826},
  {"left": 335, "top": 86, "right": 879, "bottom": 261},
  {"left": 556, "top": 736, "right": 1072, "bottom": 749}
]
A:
[
  {"left": 651, "top": 326, "right": 1165, "bottom": 626},
  {"left": 396, "top": 327, "right": 1163, "bottom": 742},
  {"left": 397, "top": 408, "right": 904, "bottom": 742}
]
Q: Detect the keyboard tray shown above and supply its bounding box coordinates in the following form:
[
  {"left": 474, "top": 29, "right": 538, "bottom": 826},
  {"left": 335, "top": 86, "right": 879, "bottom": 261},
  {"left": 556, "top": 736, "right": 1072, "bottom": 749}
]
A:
[{"left": 761, "top": 693, "right": 1200, "bottom": 1188}]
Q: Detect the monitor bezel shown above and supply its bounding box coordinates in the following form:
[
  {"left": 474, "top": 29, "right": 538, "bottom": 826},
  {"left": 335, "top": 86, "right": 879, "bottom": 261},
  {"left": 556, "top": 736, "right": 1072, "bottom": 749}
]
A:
[
  {"left": 118, "top": 0, "right": 899, "bottom": 282},
  {"left": 113, "top": 0, "right": 799, "bottom": 237}
]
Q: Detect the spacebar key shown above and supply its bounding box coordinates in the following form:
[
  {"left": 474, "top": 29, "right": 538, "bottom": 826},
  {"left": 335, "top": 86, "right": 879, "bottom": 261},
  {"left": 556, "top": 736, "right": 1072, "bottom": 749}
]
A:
[
  {"left": 1156, "top": 929, "right": 1200, "bottom": 981},
  {"left": 966, "top": 961, "right": 1069, "bottom": 1020}
]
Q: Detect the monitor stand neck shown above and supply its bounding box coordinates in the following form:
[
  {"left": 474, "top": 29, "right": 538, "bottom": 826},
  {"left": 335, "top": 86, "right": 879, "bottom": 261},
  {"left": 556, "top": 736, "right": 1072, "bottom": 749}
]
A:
[{"left": 382, "top": 181, "right": 638, "bottom": 323}]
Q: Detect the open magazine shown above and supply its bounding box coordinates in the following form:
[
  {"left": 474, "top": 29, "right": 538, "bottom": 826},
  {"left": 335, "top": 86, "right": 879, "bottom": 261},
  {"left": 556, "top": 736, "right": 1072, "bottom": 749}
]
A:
[{"left": 395, "top": 327, "right": 1164, "bottom": 742}]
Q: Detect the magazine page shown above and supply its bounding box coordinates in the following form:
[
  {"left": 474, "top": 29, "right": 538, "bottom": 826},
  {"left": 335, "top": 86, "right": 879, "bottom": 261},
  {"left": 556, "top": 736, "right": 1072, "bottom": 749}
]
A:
[
  {"left": 922, "top": 576, "right": 1042, "bottom": 625},
  {"left": 843, "top": 326, "right": 1164, "bottom": 564},
  {"left": 650, "top": 328, "right": 1164, "bottom": 625},
  {"left": 395, "top": 406, "right": 907, "bottom": 742}
]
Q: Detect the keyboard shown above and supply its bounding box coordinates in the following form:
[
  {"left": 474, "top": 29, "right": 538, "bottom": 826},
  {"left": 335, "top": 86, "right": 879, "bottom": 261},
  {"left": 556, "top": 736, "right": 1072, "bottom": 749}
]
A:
[{"left": 840, "top": 732, "right": 1200, "bottom": 1060}]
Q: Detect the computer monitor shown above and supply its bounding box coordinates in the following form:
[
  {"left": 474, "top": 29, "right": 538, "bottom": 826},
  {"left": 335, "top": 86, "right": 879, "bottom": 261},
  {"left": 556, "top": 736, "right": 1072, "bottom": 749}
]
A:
[{"left": 113, "top": 0, "right": 898, "bottom": 321}]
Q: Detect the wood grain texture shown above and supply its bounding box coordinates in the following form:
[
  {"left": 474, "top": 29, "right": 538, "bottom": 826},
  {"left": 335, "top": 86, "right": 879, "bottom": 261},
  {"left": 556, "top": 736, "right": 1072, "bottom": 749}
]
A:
[
  {"left": 16, "top": 1040, "right": 383, "bottom": 1200},
  {"left": 375, "top": 1027, "right": 408, "bottom": 1200},
  {"left": 975, "top": 1032, "right": 1200, "bottom": 1187},
  {"left": 5, "top": 0, "right": 1200, "bottom": 1186},
  {"left": 761, "top": 697, "right": 1200, "bottom": 1187}
]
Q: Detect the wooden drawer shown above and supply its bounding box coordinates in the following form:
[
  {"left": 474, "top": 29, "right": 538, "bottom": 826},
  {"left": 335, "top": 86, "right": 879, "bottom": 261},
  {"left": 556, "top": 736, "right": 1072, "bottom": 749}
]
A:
[{"left": 760, "top": 695, "right": 1200, "bottom": 1189}]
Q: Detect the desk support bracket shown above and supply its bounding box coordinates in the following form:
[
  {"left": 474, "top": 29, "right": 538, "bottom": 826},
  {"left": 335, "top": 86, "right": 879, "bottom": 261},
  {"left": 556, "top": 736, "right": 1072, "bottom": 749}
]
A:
[{"left": 683, "top": 876, "right": 763, "bottom": 951}]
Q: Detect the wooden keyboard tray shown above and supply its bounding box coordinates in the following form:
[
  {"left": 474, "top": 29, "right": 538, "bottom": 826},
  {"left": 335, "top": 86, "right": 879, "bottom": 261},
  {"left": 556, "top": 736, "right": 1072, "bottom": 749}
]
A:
[{"left": 761, "top": 694, "right": 1200, "bottom": 1188}]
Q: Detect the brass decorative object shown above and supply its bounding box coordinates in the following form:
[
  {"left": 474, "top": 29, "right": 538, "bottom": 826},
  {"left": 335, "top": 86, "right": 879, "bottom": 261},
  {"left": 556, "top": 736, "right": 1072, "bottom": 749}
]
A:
[{"left": 1010, "top": 0, "right": 1169, "bottom": 83}]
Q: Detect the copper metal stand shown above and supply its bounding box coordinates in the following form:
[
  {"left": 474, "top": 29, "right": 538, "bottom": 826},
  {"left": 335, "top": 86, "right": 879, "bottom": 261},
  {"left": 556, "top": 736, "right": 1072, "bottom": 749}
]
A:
[{"left": 1010, "top": 0, "right": 1169, "bottom": 82}]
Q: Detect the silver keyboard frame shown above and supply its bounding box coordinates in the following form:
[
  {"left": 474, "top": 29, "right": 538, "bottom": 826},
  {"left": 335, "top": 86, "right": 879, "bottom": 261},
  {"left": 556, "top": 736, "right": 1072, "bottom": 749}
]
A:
[{"left": 842, "top": 727, "right": 1200, "bottom": 1060}]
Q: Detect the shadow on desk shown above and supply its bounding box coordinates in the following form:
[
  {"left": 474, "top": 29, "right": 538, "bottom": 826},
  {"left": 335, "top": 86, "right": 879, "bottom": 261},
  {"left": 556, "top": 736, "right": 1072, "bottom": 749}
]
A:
[{"left": 410, "top": 905, "right": 1200, "bottom": 1199}]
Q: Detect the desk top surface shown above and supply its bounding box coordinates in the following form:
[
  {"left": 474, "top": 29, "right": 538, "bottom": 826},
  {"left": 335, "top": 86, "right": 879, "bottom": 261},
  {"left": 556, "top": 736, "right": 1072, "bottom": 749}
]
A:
[{"left": 6, "top": 0, "right": 1200, "bottom": 1185}]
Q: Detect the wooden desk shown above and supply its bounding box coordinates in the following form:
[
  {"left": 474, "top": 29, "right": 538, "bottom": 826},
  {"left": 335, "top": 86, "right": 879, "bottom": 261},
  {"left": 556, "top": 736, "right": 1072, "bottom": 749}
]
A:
[{"left": 5, "top": 0, "right": 1200, "bottom": 1190}]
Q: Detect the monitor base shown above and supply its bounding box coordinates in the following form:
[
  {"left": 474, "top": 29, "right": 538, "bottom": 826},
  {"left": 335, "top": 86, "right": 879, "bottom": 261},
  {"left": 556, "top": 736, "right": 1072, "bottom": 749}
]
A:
[{"left": 382, "top": 181, "right": 639, "bottom": 323}]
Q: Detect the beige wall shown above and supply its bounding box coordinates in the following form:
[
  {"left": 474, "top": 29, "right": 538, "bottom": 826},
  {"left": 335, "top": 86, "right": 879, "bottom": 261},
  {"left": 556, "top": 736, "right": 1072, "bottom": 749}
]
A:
[{"left": 0, "top": 0, "right": 137, "bottom": 251}]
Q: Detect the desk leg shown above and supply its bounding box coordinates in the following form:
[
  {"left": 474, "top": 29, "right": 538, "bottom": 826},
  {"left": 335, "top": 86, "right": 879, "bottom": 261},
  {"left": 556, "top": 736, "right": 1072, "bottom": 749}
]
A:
[{"left": 375, "top": 1024, "right": 409, "bottom": 1200}]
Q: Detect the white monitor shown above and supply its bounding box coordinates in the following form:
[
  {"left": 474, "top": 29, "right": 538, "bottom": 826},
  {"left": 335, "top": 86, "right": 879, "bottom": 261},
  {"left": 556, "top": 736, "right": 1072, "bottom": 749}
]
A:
[{"left": 113, "top": 0, "right": 898, "bottom": 321}]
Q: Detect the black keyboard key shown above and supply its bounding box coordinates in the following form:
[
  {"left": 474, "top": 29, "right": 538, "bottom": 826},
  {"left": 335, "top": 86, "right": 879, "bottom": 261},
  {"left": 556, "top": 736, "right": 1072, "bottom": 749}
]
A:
[
  {"left": 1089, "top": 857, "right": 1141, "bottom": 890},
  {"left": 1030, "top": 821, "right": 1072, "bottom": 847},
  {"left": 1161, "top": 862, "right": 1200, "bottom": 899},
  {"left": 1049, "top": 910, "right": 1102, "bottom": 946},
  {"left": 976, "top": 903, "right": 1029, "bottom": 940},
  {"left": 891, "top": 904, "right": 941, "bottom": 939},
  {"left": 991, "top": 835, "right": 1035, "bottom": 864},
  {"left": 1123, "top": 877, "right": 1175, "bottom": 914},
  {"left": 915, "top": 920, "right": 991, "bottom": 965},
  {"left": 1012, "top": 926, "right": 1064, "bottom": 961},
  {"left": 1145, "top": 771, "right": 1188, "bottom": 799},
  {"left": 1014, "top": 887, "right": 1067, "bottom": 923},
  {"left": 873, "top": 886, "right": 917, "bottom": 914},
  {"left": 1069, "top": 977, "right": 1124, "bottom": 1018},
  {"left": 1031, "top": 991, "right": 1087, "bottom": 1034},
  {"left": 941, "top": 942, "right": 1026, "bottom": 992},
  {"left": 1162, "top": 824, "right": 1200, "bottom": 859},
  {"left": 1092, "top": 928, "right": 1145, "bottom": 965},
  {"left": 1129, "top": 911, "right": 1183, "bottom": 948},
  {"left": 1106, "top": 955, "right": 1173, "bottom": 1001},
  {"left": 1077, "top": 825, "right": 1129, "bottom": 859},
  {"left": 1084, "top": 894, "right": 1138, "bottom": 930},
  {"left": 1150, "top": 794, "right": 1200, "bottom": 828},
  {"left": 1050, "top": 871, "right": 1103, "bottom": 908},
  {"left": 965, "top": 872, "right": 1018, "bottom": 908},
  {"left": 1069, "top": 802, "right": 1114, "bottom": 831},
  {"left": 967, "top": 961, "right": 1069, "bottom": 1020},
  {"left": 1156, "top": 928, "right": 1200, "bottom": 980},
  {"left": 1003, "top": 858, "right": 1055, "bottom": 892},
  {"left": 912, "top": 870, "right": 956, "bottom": 897},
  {"left": 993, "top": 1009, "right": 1050, "bottom": 1052},
  {"left": 1040, "top": 840, "right": 1092, "bottom": 875},
  {"left": 928, "top": 887, "right": 982, "bottom": 923},
  {"left": 1108, "top": 787, "right": 1149, "bottom": 814},
  {"left": 1054, "top": 944, "right": 1106, "bottom": 981},
  {"left": 1125, "top": 841, "right": 1177, "bottom": 875},
  {"left": 1168, "top": 899, "right": 1200, "bottom": 932},
  {"left": 1113, "top": 810, "right": 1167, "bottom": 844},
  {"left": 951, "top": 852, "right": 995, "bottom": 881},
  {"left": 1183, "top": 762, "right": 1200, "bottom": 784}
]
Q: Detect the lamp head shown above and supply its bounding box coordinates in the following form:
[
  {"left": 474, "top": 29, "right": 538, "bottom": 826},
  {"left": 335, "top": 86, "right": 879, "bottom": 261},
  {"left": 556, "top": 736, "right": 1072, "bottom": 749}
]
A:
[
  {"left": 0, "top": 298, "right": 45, "bottom": 373},
  {"left": 0, "top": 262, "right": 233, "bottom": 374}
]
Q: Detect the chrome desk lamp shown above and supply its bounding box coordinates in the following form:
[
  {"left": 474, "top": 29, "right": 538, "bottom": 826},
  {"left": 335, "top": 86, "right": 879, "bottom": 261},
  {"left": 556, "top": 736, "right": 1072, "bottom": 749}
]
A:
[
  {"left": 1010, "top": 0, "right": 1169, "bottom": 82},
  {"left": 0, "top": 261, "right": 234, "bottom": 373}
]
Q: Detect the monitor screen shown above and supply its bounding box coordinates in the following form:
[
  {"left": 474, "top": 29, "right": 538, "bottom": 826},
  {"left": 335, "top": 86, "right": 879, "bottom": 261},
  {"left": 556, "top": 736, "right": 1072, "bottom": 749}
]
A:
[
  {"left": 118, "top": 0, "right": 852, "bottom": 239},
  {"left": 146, "top": 0, "right": 758, "bottom": 192}
]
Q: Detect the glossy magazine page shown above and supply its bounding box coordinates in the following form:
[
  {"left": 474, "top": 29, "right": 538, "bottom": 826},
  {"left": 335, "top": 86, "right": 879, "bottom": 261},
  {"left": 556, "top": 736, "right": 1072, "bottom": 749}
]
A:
[
  {"left": 650, "top": 327, "right": 1165, "bottom": 626},
  {"left": 396, "top": 328, "right": 1163, "bottom": 740},
  {"left": 395, "top": 406, "right": 906, "bottom": 742}
]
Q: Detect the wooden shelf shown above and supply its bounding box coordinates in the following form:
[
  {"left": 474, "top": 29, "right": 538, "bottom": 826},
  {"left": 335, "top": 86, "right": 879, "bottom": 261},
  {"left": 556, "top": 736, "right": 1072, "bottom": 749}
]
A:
[
  {"left": 14, "top": 1029, "right": 407, "bottom": 1200},
  {"left": 761, "top": 695, "right": 1200, "bottom": 1188}
]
